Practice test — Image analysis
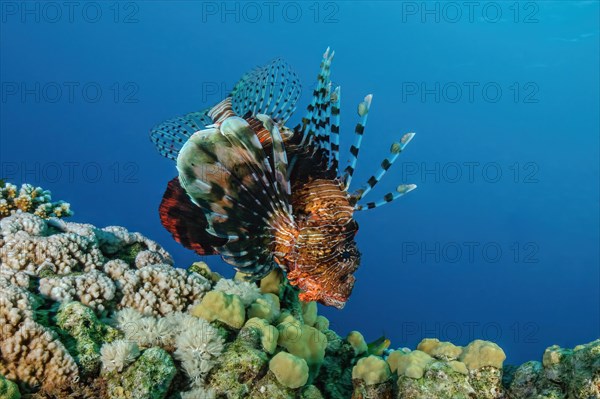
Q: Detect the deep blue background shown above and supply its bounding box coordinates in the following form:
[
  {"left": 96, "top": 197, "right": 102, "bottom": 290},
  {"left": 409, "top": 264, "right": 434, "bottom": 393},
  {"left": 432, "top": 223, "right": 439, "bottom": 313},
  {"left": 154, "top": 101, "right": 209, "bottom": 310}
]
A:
[{"left": 1, "top": 1, "right": 598, "bottom": 365}]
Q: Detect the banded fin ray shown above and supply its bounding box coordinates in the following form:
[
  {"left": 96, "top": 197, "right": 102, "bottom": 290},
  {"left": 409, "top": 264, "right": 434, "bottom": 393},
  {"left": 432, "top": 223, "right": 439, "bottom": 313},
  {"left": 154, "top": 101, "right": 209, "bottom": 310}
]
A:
[
  {"left": 355, "top": 184, "right": 417, "bottom": 211},
  {"left": 352, "top": 132, "right": 416, "bottom": 201},
  {"left": 342, "top": 94, "right": 372, "bottom": 189}
]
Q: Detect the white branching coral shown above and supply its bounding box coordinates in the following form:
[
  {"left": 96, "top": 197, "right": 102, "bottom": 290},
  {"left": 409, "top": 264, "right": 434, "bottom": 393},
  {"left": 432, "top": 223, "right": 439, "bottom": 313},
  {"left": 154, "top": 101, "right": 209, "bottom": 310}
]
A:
[
  {"left": 0, "top": 213, "right": 105, "bottom": 275},
  {"left": 103, "top": 259, "right": 131, "bottom": 281},
  {"left": 174, "top": 317, "right": 225, "bottom": 388},
  {"left": 39, "top": 269, "right": 117, "bottom": 311},
  {"left": 0, "top": 212, "right": 176, "bottom": 278},
  {"left": 0, "top": 210, "right": 48, "bottom": 235},
  {"left": 0, "top": 211, "right": 206, "bottom": 318},
  {"left": 100, "top": 340, "right": 141, "bottom": 373},
  {"left": 96, "top": 225, "right": 173, "bottom": 264},
  {"left": 214, "top": 278, "right": 261, "bottom": 307},
  {"left": 0, "top": 203, "right": 226, "bottom": 394},
  {"left": 119, "top": 264, "right": 211, "bottom": 316},
  {"left": 0, "top": 182, "right": 73, "bottom": 219},
  {"left": 135, "top": 250, "right": 169, "bottom": 269},
  {"left": 0, "top": 278, "right": 40, "bottom": 338},
  {"left": 0, "top": 278, "right": 79, "bottom": 392},
  {"left": 0, "top": 266, "right": 30, "bottom": 288}
]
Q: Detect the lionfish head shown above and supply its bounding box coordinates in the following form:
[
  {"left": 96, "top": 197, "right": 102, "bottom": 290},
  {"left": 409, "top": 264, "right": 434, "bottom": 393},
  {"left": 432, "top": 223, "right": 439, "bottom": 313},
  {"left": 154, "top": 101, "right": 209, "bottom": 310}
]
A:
[
  {"left": 288, "top": 223, "right": 361, "bottom": 309},
  {"left": 284, "top": 178, "right": 362, "bottom": 309}
]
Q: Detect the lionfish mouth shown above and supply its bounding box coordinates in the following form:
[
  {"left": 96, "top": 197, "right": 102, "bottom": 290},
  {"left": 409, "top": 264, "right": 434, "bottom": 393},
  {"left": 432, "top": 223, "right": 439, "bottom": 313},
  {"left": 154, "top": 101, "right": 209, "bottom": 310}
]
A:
[{"left": 295, "top": 274, "right": 353, "bottom": 309}]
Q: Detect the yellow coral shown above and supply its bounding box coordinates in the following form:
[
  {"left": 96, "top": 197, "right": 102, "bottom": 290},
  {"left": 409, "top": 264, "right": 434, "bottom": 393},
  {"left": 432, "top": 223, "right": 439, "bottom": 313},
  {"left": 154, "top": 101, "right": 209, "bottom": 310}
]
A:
[
  {"left": 248, "top": 293, "right": 280, "bottom": 323},
  {"left": 0, "top": 183, "right": 72, "bottom": 220},
  {"left": 347, "top": 331, "right": 368, "bottom": 355},
  {"left": 301, "top": 301, "right": 318, "bottom": 326},
  {"left": 391, "top": 350, "right": 434, "bottom": 379},
  {"left": 244, "top": 317, "right": 279, "bottom": 354},
  {"left": 314, "top": 315, "right": 329, "bottom": 331},
  {"left": 191, "top": 291, "right": 246, "bottom": 329},
  {"left": 259, "top": 269, "right": 283, "bottom": 295},
  {"left": 13, "top": 196, "right": 32, "bottom": 212},
  {"left": 417, "top": 338, "right": 462, "bottom": 361},
  {"left": 459, "top": 340, "right": 506, "bottom": 370},
  {"left": 352, "top": 355, "right": 391, "bottom": 385},
  {"left": 269, "top": 351, "right": 309, "bottom": 389},
  {"left": 277, "top": 318, "right": 327, "bottom": 368}
]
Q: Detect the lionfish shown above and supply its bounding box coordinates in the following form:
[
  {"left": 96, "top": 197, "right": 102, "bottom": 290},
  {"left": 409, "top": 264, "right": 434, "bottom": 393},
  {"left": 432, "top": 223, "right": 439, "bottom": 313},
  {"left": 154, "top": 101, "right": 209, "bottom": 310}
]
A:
[{"left": 150, "top": 48, "right": 416, "bottom": 308}]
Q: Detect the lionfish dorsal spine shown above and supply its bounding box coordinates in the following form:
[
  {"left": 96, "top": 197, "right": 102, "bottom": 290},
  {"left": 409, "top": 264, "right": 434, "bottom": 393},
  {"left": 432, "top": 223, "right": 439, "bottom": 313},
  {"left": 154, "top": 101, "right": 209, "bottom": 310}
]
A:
[
  {"left": 299, "top": 48, "right": 335, "bottom": 147},
  {"left": 352, "top": 132, "right": 416, "bottom": 201},
  {"left": 342, "top": 94, "right": 373, "bottom": 190},
  {"left": 330, "top": 85, "right": 342, "bottom": 172}
]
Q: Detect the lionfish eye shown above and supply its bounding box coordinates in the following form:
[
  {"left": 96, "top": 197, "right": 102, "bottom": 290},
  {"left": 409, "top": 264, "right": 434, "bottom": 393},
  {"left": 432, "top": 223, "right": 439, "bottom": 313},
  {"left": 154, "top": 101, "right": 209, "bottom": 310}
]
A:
[{"left": 341, "top": 251, "right": 352, "bottom": 260}]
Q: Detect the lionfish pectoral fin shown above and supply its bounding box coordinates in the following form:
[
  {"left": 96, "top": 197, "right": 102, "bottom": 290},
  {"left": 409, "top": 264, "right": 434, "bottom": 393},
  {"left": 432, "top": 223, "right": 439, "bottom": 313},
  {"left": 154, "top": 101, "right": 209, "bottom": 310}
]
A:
[
  {"left": 230, "top": 57, "right": 302, "bottom": 124},
  {"left": 150, "top": 108, "right": 213, "bottom": 161},
  {"left": 158, "top": 177, "right": 227, "bottom": 255},
  {"left": 177, "top": 111, "right": 296, "bottom": 279}
]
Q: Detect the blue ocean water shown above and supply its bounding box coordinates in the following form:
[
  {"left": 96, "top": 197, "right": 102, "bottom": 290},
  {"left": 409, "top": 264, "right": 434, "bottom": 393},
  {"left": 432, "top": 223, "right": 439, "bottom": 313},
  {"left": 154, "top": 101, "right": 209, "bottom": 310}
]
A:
[{"left": 0, "top": 1, "right": 598, "bottom": 365}]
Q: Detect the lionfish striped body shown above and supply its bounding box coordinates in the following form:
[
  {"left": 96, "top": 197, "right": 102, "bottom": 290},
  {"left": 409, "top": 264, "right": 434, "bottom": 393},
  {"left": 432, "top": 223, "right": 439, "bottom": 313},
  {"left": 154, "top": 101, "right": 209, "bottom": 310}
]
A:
[{"left": 151, "top": 49, "right": 416, "bottom": 308}]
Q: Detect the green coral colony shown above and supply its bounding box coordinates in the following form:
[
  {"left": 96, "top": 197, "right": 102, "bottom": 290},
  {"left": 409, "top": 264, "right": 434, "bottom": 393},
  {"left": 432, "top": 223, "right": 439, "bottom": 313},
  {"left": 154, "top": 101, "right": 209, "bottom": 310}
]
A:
[{"left": 0, "top": 184, "right": 598, "bottom": 399}]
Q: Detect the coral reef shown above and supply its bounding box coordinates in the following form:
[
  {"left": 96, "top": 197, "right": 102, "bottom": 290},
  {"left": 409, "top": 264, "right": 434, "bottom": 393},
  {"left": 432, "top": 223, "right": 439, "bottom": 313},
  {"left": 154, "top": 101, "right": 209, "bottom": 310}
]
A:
[
  {"left": 0, "top": 188, "right": 598, "bottom": 399},
  {"left": 0, "top": 182, "right": 72, "bottom": 220}
]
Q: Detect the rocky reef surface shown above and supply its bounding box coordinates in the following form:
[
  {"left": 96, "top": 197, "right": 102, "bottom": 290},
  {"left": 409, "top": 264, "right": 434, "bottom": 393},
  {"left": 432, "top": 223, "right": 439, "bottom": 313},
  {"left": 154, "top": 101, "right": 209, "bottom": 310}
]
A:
[{"left": 0, "top": 183, "right": 598, "bottom": 399}]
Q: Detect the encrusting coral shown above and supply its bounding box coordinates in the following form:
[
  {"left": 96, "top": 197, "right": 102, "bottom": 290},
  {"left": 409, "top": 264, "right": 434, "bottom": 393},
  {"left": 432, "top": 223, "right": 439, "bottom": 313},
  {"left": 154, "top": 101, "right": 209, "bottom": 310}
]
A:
[{"left": 0, "top": 184, "right": 598, "bottom": 399}]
